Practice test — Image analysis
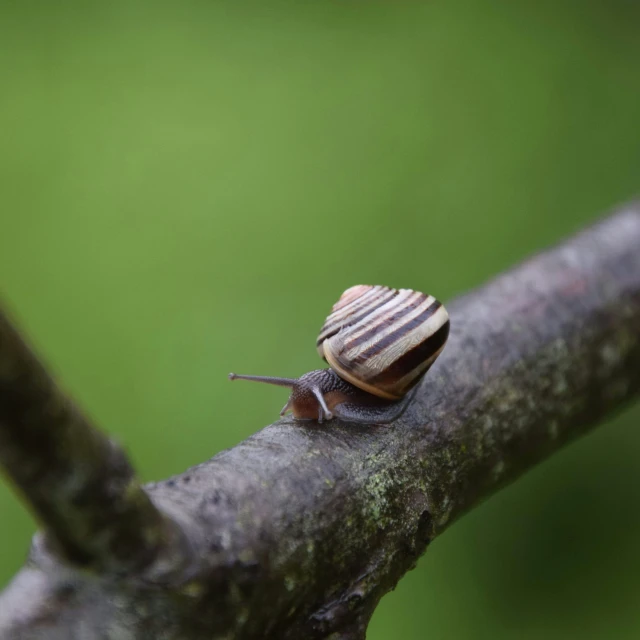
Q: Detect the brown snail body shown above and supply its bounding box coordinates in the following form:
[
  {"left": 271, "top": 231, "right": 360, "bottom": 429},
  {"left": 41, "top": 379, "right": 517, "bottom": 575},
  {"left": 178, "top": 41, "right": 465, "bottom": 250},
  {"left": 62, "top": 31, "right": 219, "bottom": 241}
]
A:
[{"left": 229, "top": 285, "right": 450, "bottom": 424}]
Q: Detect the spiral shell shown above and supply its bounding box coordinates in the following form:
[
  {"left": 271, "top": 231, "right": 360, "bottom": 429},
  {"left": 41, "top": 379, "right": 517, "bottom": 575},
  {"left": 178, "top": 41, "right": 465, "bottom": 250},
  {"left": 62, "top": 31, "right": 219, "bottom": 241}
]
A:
[{"left": 316, "top": 285, "right": 449, "bottom": 400}]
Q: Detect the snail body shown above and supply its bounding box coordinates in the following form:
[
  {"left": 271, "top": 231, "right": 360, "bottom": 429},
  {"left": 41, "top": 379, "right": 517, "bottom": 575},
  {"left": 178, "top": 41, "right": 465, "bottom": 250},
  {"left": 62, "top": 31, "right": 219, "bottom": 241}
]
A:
[{"left": 229, "top": 285, "right": 449, "bottom": 424}]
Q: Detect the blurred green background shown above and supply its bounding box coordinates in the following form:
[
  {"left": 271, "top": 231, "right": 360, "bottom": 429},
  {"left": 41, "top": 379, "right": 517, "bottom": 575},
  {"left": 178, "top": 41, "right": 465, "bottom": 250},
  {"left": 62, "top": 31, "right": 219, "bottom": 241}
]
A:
[{"left": 1, "top": 1, "right": 639, "bottom": 638}]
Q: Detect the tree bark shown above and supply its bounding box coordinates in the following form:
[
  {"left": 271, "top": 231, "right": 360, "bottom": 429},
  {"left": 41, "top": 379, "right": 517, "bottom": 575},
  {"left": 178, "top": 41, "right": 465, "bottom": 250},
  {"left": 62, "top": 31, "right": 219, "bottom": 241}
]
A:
[
  {"left": 1, "top": 203, "right": 639, "bottom": 639},
  {"left": 0, "top": 308, "right": 191, "bottom": 581}
]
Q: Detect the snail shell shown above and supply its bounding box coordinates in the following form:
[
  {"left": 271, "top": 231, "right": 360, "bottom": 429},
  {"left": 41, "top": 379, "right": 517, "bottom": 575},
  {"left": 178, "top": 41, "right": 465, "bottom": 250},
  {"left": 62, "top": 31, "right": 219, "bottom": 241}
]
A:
[
  {"left": 316, "top": 285, "right": 450, "bottom": 400},
  {"left": 229, "top": 284, "right": 449, "bottom": 424}
]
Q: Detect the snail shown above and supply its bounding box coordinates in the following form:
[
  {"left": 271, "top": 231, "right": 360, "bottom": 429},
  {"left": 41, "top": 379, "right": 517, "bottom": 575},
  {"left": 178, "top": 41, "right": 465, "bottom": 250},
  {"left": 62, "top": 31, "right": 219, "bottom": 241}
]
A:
[{"left": 229, "top": 285, "right": 449, "bottom": 424}]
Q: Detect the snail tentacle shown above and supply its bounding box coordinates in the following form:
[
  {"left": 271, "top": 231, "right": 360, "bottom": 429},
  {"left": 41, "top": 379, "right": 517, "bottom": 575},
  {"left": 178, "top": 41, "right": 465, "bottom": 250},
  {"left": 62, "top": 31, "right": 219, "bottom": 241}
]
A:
[
  {"left": 279, "top": 400, "right": 292, "bottom": 417},
  {"left": 311, "top": 387, "right": 333, "bottom": 422}
]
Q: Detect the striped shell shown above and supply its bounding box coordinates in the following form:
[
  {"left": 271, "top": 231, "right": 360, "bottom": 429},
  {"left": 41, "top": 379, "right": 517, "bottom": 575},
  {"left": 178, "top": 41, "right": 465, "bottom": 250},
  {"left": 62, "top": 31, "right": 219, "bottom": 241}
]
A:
[{"left": 316, "top": 285, "right": 449, "bottom": 400}]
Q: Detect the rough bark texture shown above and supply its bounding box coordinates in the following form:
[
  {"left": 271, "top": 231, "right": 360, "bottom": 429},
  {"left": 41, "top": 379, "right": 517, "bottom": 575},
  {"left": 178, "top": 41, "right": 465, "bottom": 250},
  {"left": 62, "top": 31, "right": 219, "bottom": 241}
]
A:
[{"left": 0, "top": 203, "right": 639, "bottom": 640}]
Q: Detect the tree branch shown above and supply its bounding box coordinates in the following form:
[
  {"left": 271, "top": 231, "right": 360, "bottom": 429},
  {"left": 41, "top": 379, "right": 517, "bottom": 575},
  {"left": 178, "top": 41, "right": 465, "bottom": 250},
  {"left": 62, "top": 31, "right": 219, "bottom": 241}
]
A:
[
  {"left": 1, "top": 203, "right": 639, "bottom": 639},
  {"left": 0, "top": 307, "right": 192, "bottom": 579}
]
